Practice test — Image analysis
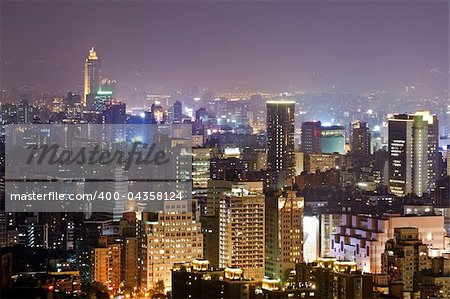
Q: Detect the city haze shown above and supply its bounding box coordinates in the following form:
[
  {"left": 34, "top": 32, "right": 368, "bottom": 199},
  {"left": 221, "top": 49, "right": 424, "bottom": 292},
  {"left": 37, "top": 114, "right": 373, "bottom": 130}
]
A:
[{"left": 1, "top": 0, "right": 449, "bottom": 100}]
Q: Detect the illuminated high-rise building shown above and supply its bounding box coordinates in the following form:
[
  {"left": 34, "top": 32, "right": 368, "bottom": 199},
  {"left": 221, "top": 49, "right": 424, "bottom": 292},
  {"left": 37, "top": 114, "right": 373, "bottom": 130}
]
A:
[
  {"left": 306, "top": 153, "right": 340, "bottom": 174},
  {"left": 219, "top": 182, "right": 265, "bottom": 280},
  {"left": 320, "top": 125, "right": 346, "bottom": 155},
  {"left": 110, "top": 167, "right": 128, "bottom": 221},
  {"left": 17, "top": 99, "right": 35, "bottom": 124},
  {"left": 141, "top": 201, "right": 203, "bottom": 292},
  {"left": 266, "top": 101, "right": 295, "bottom": 189},
  {"left": 388, "top": 111, "right": 438, "bottom": 197},
  {"left": 91, "top": 91, "right": 113, "bottom": 111},
  {"left": 265, "top": 191, "right": 303, "bottom": 281},
  {"left": 301, "top": 121, "right": 322, "bottom": 154},
  {"left": 99, "top": 78, "right": 117, "bottom": 96},
  {"left": 351, "top": 121, "right": 371, "bottom": 158},
  {"left": 320, "top": 214, "right": 343, "bottom": 258},
  {"left": 421, "top": 111, "right": 439, "bottom": 189},
  {"left": 173, "top": 100, "right": 183, "bottom": 124},
  {"left": 83, "top": 47, "right": 101, "bottom": 106},
  {"left": 192, "top": 147, "right": 211, "bottom": 216},
  {"left": 103, "top": 100, "right": 126, "bottom": 124},
  {"left": 206, "top": 179, "right": 233, "bottom": 216},
  {"left": 381, "top": 227, "right": 430, "bottom": 294},
  {"left": 93, "top": 242, "right": 121, "bottom": 293},
  {"left": 388, "top": 114, "right": 414, "bottom": 197}
]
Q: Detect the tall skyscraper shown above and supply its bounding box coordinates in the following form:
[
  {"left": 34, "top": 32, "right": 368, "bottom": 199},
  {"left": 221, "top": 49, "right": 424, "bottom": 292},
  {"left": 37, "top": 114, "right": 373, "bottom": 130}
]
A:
[
  {"left": 351, "top": 121, "right": 371, "bottom": 158},
  {"left": 203, "top": 180, "right": 263, "bottom": 269},
  {"left": 301, "top": 121, "right": 322, "bottom": 154},
  {"left": 141, "top": 201, "right": 203, "bottom": 292},
  {"left": 206, "top": 180, "right": 233, "bottom": 217},
  {"left": 419, "top": 111, "right": 439, "bottom": 189},
  {"left": 266, "top": 101, "right": 295, "bottom": 189},
  {"left": 83, "top": 47, "right": 101, "bottom": 106},
  {"left": 388, "top": 111, "right": 438, "bottom": 197},
  {"left": 389, "top": 114, "right": 414, "bottom": 197},
  {"left": 219, "top": 182, "right": 265, "bottom": 280},
  {"left": 173, "top": 100, "right": 182, "bottom": 124},
  {"left": 265, "top": 191, "right": 304, "bottom": 281},
  {"left": 110, "top": 167, "right": 128, "bottom": 221},
  {"left": 192, "top": 147, "right": 211, "bottom": 214}
]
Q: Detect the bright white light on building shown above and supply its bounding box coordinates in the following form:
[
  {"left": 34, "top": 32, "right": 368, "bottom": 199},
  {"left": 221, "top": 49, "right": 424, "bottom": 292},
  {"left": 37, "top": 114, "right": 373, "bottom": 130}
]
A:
[
  {"left": 132, "top": 135, "right": 143, "bottom": 142},
  {"left": 224, "top": 147, "right": 240, "bottom": 156},
  {"left": 303, "top": 216, "right": 319, "bottom": 263},
  {"left": 185, "top": 107, "right": 194, "bottom": 118}
]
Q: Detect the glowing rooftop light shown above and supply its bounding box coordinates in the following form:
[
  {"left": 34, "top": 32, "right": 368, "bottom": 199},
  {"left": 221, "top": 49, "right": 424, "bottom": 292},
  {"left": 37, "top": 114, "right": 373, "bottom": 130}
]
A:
[
  {"left": 266, "top": 100, "right": 295, "bottom": 104},
  {"left": 87, "top": 47, "right": 98, "bottom": 60},
  {"left": 97, "top": 90, "right": 113, "bottom": 95}
]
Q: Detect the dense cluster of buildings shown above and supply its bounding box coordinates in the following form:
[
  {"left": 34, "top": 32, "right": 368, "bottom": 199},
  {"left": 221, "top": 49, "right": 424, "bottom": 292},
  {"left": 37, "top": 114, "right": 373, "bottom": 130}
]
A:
[{"left": 0, "top": 48, "right": 449, "bottom": 299}]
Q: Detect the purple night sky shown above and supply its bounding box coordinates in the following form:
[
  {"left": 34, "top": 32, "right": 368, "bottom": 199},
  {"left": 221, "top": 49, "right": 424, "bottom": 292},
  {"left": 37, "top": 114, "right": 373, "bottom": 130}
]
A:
[{"left": 1, "top": 0, "right": 448, "bottom": 99}]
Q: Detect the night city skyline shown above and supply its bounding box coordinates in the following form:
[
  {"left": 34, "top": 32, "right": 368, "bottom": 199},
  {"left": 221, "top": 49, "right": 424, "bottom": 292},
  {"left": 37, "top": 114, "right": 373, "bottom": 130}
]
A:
[
  {"left": 1, "top": 0, "right": 449, "bottom": 99},
  {"left": 1, "top": 1, "right": 450, "bottom": 299}
]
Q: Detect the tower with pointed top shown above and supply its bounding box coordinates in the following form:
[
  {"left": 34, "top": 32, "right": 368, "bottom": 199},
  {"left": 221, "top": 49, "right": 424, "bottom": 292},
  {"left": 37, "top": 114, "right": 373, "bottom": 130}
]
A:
[{"left": 83, "top": 47, "right": 101, "bottom": 106}]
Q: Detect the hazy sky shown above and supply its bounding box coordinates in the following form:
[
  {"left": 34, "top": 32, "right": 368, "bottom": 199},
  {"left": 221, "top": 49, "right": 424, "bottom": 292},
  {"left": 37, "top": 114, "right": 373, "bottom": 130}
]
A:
[{"left": 1, "top": 0, "right": 449, "bottom": 98}]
